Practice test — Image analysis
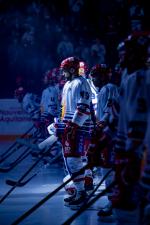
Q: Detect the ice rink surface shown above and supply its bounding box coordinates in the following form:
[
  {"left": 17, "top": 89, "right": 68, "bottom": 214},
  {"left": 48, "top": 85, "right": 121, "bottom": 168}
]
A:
[{"left": 0, "top": 140, "right": 116, "bottom": 225}]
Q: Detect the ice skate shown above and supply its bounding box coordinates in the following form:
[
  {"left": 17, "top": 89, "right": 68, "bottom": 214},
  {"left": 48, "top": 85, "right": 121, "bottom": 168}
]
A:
[{"left": 68, "top": 191, "right": 87, "bottom": 209}]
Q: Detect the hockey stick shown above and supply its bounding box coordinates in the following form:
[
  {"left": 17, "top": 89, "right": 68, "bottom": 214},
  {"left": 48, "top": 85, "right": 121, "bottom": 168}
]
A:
[
  {"left": 0, "top": 135, "right": 58, "bottom": 204},
  {"left": 62, "top": 180, "right": 116, "bottom": 225},
  {"left": 6, "top": 173, "right": 37, "bottom": 187},
  {"left": 0, "top": 126, "right": 34, "bottom": 164},
  {"left": 0, "top": 144, "right": 22, "bottom": 164},
  {"left": 0, "top": 135, "right": 61, "bottom": 173},
  {"left": 0, "top": 148, "right": 32, "bottom": 173},
  {"left": 11, "top": 163, "right": 89, "bottom": 225},
  {"left": 6, "top": 151, "right": 62, "bottom": 187},
  {"left": 0, "top": 139, "right": 38, "bottom": 173},
  {"left": 16, "top": 138, "right": 39, "bottom": 149}
]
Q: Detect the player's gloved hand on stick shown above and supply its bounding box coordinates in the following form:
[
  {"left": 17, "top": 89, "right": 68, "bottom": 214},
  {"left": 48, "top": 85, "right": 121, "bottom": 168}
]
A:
[{"left": 62, "top": 121, "right": 79, "bottom": 157}]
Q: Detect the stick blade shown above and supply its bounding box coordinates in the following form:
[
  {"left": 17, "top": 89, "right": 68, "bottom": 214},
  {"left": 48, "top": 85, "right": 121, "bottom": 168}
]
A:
[
  {"left": 0, "top": 167, "right": 11, "bottom": 173},
  {"left": 6, "top": 179, "right": 22, "bottom": 187}
]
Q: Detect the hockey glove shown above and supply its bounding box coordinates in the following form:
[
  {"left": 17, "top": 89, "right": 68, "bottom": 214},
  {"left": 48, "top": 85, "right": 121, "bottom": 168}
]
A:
[
  {"left": 111, "top": 151, "right": 142, "bottom": 209},
  {"left": 62, "top": 121, "right": 79, "bottom": 157},
  {"left": 86, "top": 127, "right": 103, "bottom": 168}
]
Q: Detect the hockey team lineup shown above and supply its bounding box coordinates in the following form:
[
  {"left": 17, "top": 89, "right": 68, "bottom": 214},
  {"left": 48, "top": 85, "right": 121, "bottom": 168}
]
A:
[{"left": 1, "top": 32, "right": 150, "bottom": 225}]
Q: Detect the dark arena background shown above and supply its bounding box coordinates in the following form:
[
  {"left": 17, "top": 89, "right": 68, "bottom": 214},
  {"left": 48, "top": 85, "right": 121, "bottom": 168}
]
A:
[
  {"left": 0, "top": 1, "right": 150, "bottom": 225},
  {"left": 0, "top": 0, "right": 149, "bottom": 97}
]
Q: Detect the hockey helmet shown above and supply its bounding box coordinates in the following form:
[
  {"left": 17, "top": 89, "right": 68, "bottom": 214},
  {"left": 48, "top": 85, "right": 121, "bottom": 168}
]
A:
[
  {"left": 124, "top": 32, "right": 150, "bottom": 69},
  {"left": 89, "top": 64, "right": 111, "bottom": 86},
  {"left": 125, "top": 32, "right": 150, "bottom": 53},
  {"left": 43, "top": 69, "right": 56, "bottom": 85},
  {"left": 14, "top": 86, "right": 26, "bottom": 103},
  {"left": 89, "top": 64, "right": 109, "bottom": 77},
  {"left": 60, "top": 56, "right": 80, "bottom": 72}
]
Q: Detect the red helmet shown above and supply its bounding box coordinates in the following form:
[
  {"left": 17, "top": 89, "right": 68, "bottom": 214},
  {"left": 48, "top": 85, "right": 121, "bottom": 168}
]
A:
[
  {"left": 44, "top": 69, "right": 57, "bottom": 81},
  {"left": 43, "top": 69, "right": 57, "bottom": 85},
  {"left": 89, "top": 64, "right": 109, "bottom": 77},
  {"left": 89, "top": 64, "right": 111, "bottom": 86},
  {"left": 14, "top": 87, "right": 26, "bottom": 103},
  {"left": 123, "top": 32, "right": 150, "bottom": 72},
  {"left": 125, "top": 32, "right": 150, "bottom": 51},
  {"left": 60, "top": 57, "right": 80, "bottom": 71}
]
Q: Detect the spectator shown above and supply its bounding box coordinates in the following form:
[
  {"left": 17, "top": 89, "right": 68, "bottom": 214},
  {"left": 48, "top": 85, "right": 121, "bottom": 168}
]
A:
[
  {"left": 90, "top": 38, "right": 106, "bottom": 65},
  {"left": 56, "top": 34, "right": 74, "bottom": 61}
]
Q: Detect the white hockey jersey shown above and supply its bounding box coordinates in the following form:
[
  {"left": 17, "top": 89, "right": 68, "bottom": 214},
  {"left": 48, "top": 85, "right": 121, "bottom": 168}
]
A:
[
  {"left": 88, "top": 80, "right": 119, "bottom": 124},
  {"left": 61, "top": 75, "right": 92, "bottom": 127},
  {"left": 22, "top": 93, "right": 40, "bottom": 120},
  {"left": 140, "top": 69, "right": 150, "bottom": 190},
  {"left": 142, "top": 69, "right": 150, "bottom": 149},
  {"left": 115, "top": 69, "right": 148, "bottom": 153},
  {"left": 88, "top": 79, "right": 101, "bottom": 115},
  {"left": 96, "top": 83, "right": 119, "bottom": 123},
  {"left": 40, "top": 85, "right": 60, "bottom": 118}
]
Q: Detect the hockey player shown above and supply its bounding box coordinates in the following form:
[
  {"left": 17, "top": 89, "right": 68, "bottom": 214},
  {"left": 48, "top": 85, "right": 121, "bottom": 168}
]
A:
[
  {"left": 40, "top": 69, "right": 60, "bottom": 138},
  {"left": 22, "top": 79, "right": 41, "bottom": 138},
  {"left": 59, "top": 56, "right": 92, "bottom": 208},
  {"left": 53, "top": 68, "right": 66, "bottom": 102},
  {"left": 111, "top": 32, "right": 150, "bottom": 225},
  {"left": 88, "top": 64, "right": 119, "bottom": 218},
  {"left": 14, "top": 75, "right": 26, "bottom": 103},
  {"left": 140, "top": 68, "right": 150, "bottom": 225}
]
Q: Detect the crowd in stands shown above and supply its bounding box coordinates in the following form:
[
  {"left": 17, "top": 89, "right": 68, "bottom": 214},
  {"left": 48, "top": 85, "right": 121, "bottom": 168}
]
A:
[{"left": 0, "top": 0, "right": 149, "bottom": 97}]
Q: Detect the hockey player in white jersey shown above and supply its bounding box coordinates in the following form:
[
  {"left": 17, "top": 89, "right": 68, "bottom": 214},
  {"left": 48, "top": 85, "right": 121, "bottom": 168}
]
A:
[
  {"left": 59, "top": 56, "right": 92, "bottom": 208},
  {"left": 40, "top": 70, "right": 60, "bottom": 138},
  {"left": 22, "top": 79, "right": 41, "bottom": 135},
  {"left": 140, "top": 70, "right": 150, "bottom": 225},
  {"left": 89, "top": 64, "right": 119, "bottom": 122},
  {"left": 88, "top": 64, "right": 119, "bottom": 219},
  {"left": 14, "top": 75, "right": 26, "bottom": 103},
  {"left": 111, "top": 32, "right": 150, "bottom": 225}
]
